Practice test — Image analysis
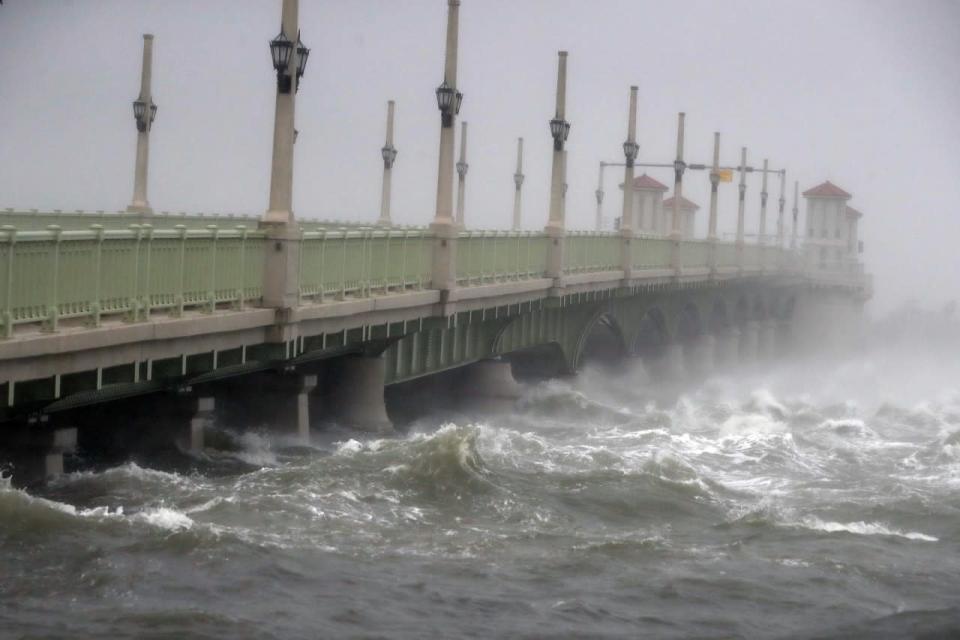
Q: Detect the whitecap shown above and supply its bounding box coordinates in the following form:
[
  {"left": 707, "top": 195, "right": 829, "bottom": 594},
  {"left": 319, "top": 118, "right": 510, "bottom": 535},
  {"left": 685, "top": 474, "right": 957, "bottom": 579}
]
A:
[
  {"left": 135, "top": 507, "right": 195, "bottom": 531},
  {"left": 798, "top": 516, "right": 938, "bottom": 542}
]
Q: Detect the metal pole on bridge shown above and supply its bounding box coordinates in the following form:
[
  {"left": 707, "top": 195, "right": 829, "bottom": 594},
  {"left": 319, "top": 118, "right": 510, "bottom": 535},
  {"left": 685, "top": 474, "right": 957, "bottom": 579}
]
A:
[
  {"left": 429, "top": 0, "right": 462, "bottom": 291},
  {"left": 707, "top": 132, "right": 721, "bottom": 274},
  {"left": 512, "top": 137, "right": 524, "bottom": 230},
  {"left": 736, "top": 146, "right": 748, "bottom": 270},
  {"left": 791, "top": 180, "right": 799, "bottom": 252},
  {"left": 128, "top": 34, "right": 156, "bottom": 215},
  {"left": 377, "top": 100, "right": 397, "bottom": 226},
  {"left": 620, "top": 86, "right": 639, "bottom": 280},
  {"left": 594, "top": 162, "right": 605, "bottom": 231},
  {"left": 759, "top": 158, "right": 769, "bottom": 245},
  {"left": 670, "top": 112, "right": 686, "bottom": 273},
  {"left": 545, "top": 51, "right": 569, "bottom": 281},
  {"left": 777, "top": 169, "right": 786, "bottom": 248}
]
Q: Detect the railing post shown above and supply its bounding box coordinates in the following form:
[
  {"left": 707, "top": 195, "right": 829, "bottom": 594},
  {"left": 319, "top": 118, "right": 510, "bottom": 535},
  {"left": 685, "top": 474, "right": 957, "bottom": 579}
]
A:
[
  {"left": 1, "top": 225, "right": 15, "bottom": 338},
  {"left": 205, "top": 224, "right": 218, "bottom": 313},
  {"left": 44, "top": 225, "right": 62, "bottom": 333},
  {"left": 142, "top": 224, "right": 153, "bottom": 319},
  {"left": 235, "top": 225, "right": 248, "bottom": 310},
  {"left": 128, "top": 224, "right": 142, "bottom": 322},
  {"left": 89, "top": 224, "right": 104, "bottom": 327},
  {"left": 174, "top": 224, "right": 187, "bottom": 317}
]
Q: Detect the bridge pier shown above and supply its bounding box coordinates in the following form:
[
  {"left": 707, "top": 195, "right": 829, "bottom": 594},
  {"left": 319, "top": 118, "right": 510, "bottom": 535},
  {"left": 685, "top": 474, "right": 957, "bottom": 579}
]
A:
[
  {"left": 660, "top": 343, "right": 686, "bottom": 379},
  {"left": 218, "top": 373, "right": 317, "bottom": 443},
  {"left": 324, "top": 355, "right": 393, "bottom": 433},
  {"left": 739, "top": 321, "right": 761, "bottom": 363},
  {"left": 758, "top": 320, "right": 778, "bottom": 360},
  {"left": 458, "top": 359, "right": 522, "bottom": 410},
  {"left": 1, "top": 427, "right": 77, "bottom": 487},
  {"left": 715, "top": 329, "right": 740, "bottom": 368},
  {"left": 690, "top": 335, "right": 716, "bottom": 376},
  {"left": 187, "top": 396, "right": 215, "bottom": 454}
]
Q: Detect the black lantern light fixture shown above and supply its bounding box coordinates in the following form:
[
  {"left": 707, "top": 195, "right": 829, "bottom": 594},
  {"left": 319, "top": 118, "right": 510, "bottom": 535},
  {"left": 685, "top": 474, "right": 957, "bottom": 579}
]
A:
[
  {"left": 150, "top": 103, "right": 158, "bottom": 124},
  {"left": 133, "top": 99, "right": 157, "bottom": 132},
  {"left": 295, "top": 31, "right": 310, "bottom": 92},
  {"left": 436, "top": 81, "right": 457, "bottom": 127},
  {"left": 456, "top": 160, "right": 469, "bottom": 178},
  {"left": 270, "top": 29, "right": 294, "bottom": 93},
  {"left": 381, "top": 144, "right": 398, "bottom": 169},
  {"left": 623, "top": 140, "right": 639, "bottom": 166},
  {"left": 549, "top": 118, "right": 570, "bottom": 151}
]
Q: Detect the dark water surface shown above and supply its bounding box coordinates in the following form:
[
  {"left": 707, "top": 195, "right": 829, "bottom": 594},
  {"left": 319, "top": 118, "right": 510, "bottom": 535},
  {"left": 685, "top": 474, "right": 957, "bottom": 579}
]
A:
[{"left": 3, "top": 339, "right": 960, "bottom": 639}]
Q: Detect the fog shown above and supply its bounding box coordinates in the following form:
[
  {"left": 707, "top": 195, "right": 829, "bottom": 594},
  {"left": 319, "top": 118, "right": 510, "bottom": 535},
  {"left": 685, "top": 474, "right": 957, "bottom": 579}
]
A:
[{"left": 1, "top": 0, "right": 958, "bottom": 315}]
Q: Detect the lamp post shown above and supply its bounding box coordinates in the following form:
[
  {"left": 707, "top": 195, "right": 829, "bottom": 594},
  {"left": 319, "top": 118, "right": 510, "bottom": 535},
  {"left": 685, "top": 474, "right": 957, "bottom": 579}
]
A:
[
  {"left": 378, "top": 100, "right": 398, "bottom": 226},
  {"left": 670, "top": 112, "right": 686, "bottom": 272},
  {"left": 545, "top": 50, "right": 569, "bottom": 282},
  {"left": 547, "top": 51, "right": 569, "bottom": 233},
  {"left": 512, "top": 137, "right": 524, "bottom": 230},
  {"left": 707, "top": 131, "right": 721, "bottom": 273},
  {"left": 736, "top": 146, "right": 748, "bottom": 269},
  {"left": 595, "top": 161, "right": 605, "bottom": 231},
  {"left": 264, "top": 0, "right": 309, "bottom": 224},
  {"left": 128, "top": 34, "right": 157, "bottom": 214},
  {"left": 791, "top": 180, "right": 799, "bottom": 251},
  {"left": 759, "top": 158, "right": 769, "bottom": 244},
  {"left": 776, "top": 169, "right": 786, "bottom": 248},
  {"left": 621, "top": 86, "right": 639, "bottom": 233},
  {"left": 430, "top": 0, "right": 462, "bottom": 291},
  {"left": 455, "top": 121, "right": 469, "bottom": 228}
]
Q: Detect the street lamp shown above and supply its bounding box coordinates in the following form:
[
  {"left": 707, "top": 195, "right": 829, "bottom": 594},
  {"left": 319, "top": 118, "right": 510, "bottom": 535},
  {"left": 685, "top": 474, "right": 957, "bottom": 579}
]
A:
[
  {"left": 269, "top": 29, "right": 308, "bottom": 94},
  {"left": 382, "top": 144, "right": 398, "bottom": 169},
  {"left": 436, "top": 81, "right": 463, "bottom": 128},
  {"left": 270, "top": 29, "right": 293, "bottom": 73},
  {"left": 623, "top": 141, "right": 639, "bottom": 165},
  {"left": 295, "top": 33, "right": 310, "bottom": 89},
  {"left": 550, "top": 118, "right": 569, "bottom": 151}
]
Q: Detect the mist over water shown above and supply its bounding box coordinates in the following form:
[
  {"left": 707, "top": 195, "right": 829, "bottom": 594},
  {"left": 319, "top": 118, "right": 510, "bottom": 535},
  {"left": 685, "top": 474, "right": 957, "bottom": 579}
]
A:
[{"left": 3, "top": 313, "right": 960, "bottom": 639}]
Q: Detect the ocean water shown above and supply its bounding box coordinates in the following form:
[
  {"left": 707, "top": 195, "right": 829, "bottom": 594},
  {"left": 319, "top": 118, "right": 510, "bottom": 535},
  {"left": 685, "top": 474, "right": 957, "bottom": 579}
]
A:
[{"left": 3, "top": 331, "right": 960, "bottom": 639}]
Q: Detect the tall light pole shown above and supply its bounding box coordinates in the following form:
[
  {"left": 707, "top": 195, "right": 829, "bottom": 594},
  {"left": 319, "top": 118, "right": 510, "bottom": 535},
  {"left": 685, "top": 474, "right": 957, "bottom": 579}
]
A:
[
  {"left": 430, "top": 0, "right": 463, "bottom": 291},
  {"left": 621, "top": 86, "right": 639, "bottom": 233},
  {"left": 378, "top": 100, "right": 398, "bottom": 226},
  {"left": 512, "top": 137, "right": 524, "bottom": 230},
  {"left": 758, "top": 158, "right": 769, "bottom": 244},
  {"left": 128, "top": 34, "right": 157, "bottom": 214},
  {"left": 595, "top": 161, "right": 605, "bottom": 231},
  {"left": 776, "top": 169, "right": 786, "bottom": 248},
  {"left": 670, "top": 112, "right": 686, "bottom": 271},
  {"left": 736, "top": 146, "right": 748, "bottom": 268},
  {"left": 545, "top": 51, "right": 570, "bottom": 281},
  {"left": 791, "top": 180, "right": 799, "bottom": 251},
  {"left": 455, "top": 121, "right": 469, "bottom": 228},
  {"left": 264, "top": 0, "right": 309, "bottom": 223},
  {"left": 707, "top": 132, "right": 721, "bottom": 272}
]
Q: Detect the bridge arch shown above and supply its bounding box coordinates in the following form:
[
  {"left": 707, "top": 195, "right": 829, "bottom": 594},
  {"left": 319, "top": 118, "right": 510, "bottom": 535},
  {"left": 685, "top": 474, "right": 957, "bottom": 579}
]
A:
[{"left": 570, "top": 309, "right": 628, "bottom": 371}]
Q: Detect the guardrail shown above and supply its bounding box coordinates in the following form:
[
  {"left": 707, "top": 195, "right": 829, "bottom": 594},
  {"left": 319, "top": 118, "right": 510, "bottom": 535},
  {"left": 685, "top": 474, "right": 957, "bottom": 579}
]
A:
[
  {"left": 299, "top": 228, "right": 433, "bottom": 301},
  {"left": 0, "top": 224, "right": 265, "bottom": 337},
  {"left": 563, "top": 231, "right": 621, "bottom": 274},
  {"left": 456, "top": 230, "right": 549, "bottom": 284},
  {"left": 631, "top": 236, "right": 672, "bottom": 269}
]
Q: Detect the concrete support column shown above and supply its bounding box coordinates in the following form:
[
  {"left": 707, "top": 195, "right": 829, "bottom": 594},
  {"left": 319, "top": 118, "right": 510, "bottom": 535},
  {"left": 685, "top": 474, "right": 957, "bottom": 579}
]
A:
[
  {"left": 1, "top": 427, "right": 77, "bottom": 487},
  {"left": 296, "top": 374, "right": 317, "bottom": 442},
  {"left": 455, "top": 121, "right": 469, "bottom": 228},
  {"left": 378, "top": 100, "right": 397, "bottom": 226},
  {"left": 739, "top": 321, "right": 760, "bottom": 363},
  {"left": 327, "top": 356, "right": 392, "bottom": 433},
  {"left": 128, "top": 34, "right": 155, "bottom": 214},
  {"left": 264, "top": 0, "right": 300, "bottom": 224},
  {"left": 759, "top": 320, "right": 777, "bottom": 360},
  {"left": 714, "top": 329, "right": 740, "bottom": 368},
  {"left": 188, "top": 397, "right": 214, "bottom": 454},
  {"left": 458, "top": 359, "right": 522, "bottom": 411},
  {"left": 430, "top": 0, "right": 461, "bottom": 292},
  {"left": 691, "top": 334, "right": 716, "bottom": 376},
  {"left": 620, "top": 86, "right": 639, "bottom": 281},
  {"left": 512, "top": 137, "right": 524, "bottom": 230},
  {"left": 545, "top": 50, "right": 569, "bottom": 281}
]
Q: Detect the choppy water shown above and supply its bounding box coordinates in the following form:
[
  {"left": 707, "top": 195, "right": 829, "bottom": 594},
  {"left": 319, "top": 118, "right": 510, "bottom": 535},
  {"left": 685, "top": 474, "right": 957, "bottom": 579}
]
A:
[{"left": 3, "top": 330, "right": 960, "bottom": 639}]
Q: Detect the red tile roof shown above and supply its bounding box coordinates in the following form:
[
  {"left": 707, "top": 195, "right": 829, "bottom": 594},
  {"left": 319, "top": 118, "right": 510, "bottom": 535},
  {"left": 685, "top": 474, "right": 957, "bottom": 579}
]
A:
[
  {"left": 618, "top": 173, "right": 669, "bottom": 191},
  {"left": 803, "top": 181, "right": 851, "bottom": 199},
  {"left": 845, "top": 205, "right": 863, "bottom": 218},
  {"left": 662, "top": 195, "right": 699, "bottom": 210}
]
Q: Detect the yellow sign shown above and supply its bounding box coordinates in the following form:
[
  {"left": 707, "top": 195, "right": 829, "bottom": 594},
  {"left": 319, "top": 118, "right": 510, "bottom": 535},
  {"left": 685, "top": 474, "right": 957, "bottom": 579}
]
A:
[{"left": 718, "top": 169, "right": 734, "bottom": 182}]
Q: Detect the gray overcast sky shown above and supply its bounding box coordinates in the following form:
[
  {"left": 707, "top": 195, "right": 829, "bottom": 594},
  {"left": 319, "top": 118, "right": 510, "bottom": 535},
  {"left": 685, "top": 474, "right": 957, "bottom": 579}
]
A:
[{"left": 1, "top": 0, "right": 958, "bottom": 314}]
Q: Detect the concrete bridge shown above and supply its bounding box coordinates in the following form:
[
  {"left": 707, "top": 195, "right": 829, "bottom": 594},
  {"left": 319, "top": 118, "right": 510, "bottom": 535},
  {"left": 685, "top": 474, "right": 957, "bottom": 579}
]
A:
[{"left": 0, "top": 0, "right": 871, "bottom": 484}]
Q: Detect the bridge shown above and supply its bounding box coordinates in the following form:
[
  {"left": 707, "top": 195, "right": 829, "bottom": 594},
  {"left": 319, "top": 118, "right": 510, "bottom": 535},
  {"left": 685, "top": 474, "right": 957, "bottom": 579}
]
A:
[{"left": 0, "top": 0, "right": 871, "bottom": 485}]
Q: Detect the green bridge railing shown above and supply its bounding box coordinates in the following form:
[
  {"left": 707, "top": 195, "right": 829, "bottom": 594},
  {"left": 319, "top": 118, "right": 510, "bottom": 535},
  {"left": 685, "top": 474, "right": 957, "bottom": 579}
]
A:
[{"left": 1, "top": 212, "right": 814, "bottom": 338}]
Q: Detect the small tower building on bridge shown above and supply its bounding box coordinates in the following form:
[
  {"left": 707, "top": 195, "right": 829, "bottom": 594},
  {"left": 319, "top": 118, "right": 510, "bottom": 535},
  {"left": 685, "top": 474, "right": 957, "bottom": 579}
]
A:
[
  {"left": 802, "top": 180, "right": 863, "bottom": 272},
  {"left": 620, "top": 173, "right": 668, "bottom": 235},
  {"left": 662, "top": 194, "right": 700, "bottom": 239}
]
